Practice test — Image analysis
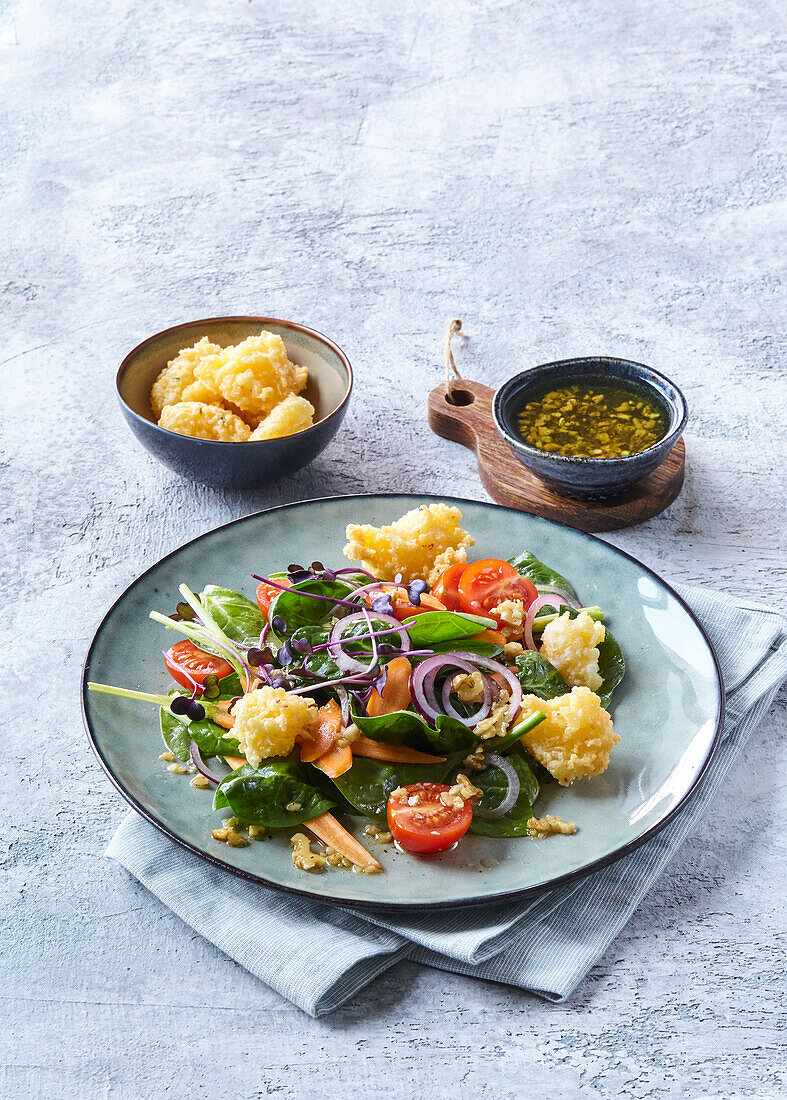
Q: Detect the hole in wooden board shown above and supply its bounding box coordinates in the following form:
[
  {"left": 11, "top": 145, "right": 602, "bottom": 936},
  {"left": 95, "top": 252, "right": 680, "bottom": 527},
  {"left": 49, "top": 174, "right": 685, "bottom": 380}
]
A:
[{"left": 445, "top": 388, "right": 475, "bottom": 407}]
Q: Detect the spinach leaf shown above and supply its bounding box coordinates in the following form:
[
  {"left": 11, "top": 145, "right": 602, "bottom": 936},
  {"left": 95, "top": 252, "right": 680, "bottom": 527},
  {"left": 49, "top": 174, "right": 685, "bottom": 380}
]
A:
[
  {"left": 469, "top": 754, "right": 540, "bottom": 837},
  {"left": 507, "top": 551, "right": 579, "bottom": 601},
  {"left": 330, "top": 752, "right": 466, "bottom": 824},
  {"left": 514, "top": 652, "right": 569, "bottom": 700},
  {"left": 411, "top": 639, "right": 504, "bottom": 662},
  {"left": 596, "top": 626, "right": 626, "bottom": 707},
  {"left": 352, "top": 708, "right": 477, "bottom": 754},
  {"left": 404, "top": 610, "right": 496, "bottom": 646},
  {"left": 160, "top": 708, "right": 241, "bottom": 763},
  {"left": 217, "top": 671, "right": 243, "bottom": 697},
  {"left": 200, "top": 585, "right": 264, "bottom": 646},
  {"left": 213, "top": 760, "right": 335, "bottom": 827},
  {"left": 268, "top": 578, "right": 357, "bottom": 634}
]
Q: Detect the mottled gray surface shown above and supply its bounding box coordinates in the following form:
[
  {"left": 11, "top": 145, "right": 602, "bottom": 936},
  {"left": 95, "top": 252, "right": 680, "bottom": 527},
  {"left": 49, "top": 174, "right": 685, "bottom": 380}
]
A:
[{"left": 1, "top": 0, "right": 785, "bottom": 1096}]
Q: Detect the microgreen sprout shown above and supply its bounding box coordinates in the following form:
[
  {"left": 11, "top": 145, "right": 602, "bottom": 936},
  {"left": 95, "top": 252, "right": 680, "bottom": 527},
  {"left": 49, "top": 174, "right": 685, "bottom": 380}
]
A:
[{"left": 407, "top": 580, "right": 428, "bottom": 606}]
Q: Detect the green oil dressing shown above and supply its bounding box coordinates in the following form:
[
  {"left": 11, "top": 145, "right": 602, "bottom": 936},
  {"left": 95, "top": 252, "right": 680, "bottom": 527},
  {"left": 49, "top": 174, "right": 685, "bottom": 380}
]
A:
[{"left": 516, "top": 382, "right": 666, "bottom": 458}]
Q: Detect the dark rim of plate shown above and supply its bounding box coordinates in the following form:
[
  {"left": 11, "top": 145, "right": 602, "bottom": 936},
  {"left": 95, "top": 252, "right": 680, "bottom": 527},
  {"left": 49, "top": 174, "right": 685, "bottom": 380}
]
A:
[
  {"left": 116, "top": 315, "right": 354, "bottom": 447},
  {"left": 493, "top": 357, "right": 688, "bottom": 465},
  {"left": 81, "top": 492, "right": 724, "bottom": 912}
]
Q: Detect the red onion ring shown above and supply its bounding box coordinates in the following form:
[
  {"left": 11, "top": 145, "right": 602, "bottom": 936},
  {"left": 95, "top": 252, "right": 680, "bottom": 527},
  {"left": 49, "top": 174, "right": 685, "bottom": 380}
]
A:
[
  {"left": 536, "top": 584, "right": 581, "bottom": 609},
  {"left": 328, "top": 611, "right": 409, "bottom": 674},
  {"left": 523, "top": 595, "right": 570, "bottom": 651},
  {"left": 440, "top": 670, "right": 492, "bottom": 725},
  {"left": 473, "top": 753, "right": 521, "bottom": 819},
  {"left": 447, "top": 652, "right": 522, "bottom": 725},
  {"left": 189, "top": 740, "right": 223, "bottom": 785},
  {"left": 410, "top": 654, "right": 482, "bottom": 724}
]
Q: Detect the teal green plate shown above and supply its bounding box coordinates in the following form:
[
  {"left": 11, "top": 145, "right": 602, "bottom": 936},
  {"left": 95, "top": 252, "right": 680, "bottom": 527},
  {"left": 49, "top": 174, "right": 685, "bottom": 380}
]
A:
[{"left": 82, "top": 495, "right": 723, "bottom": 910}]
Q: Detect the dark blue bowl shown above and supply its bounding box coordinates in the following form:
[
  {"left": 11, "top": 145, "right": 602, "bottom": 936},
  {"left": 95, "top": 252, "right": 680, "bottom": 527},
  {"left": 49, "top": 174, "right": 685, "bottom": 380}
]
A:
[
  {"left": 117, "top": 316, "right": 353, "bottom": 489},
  {"left": 493, "top": 357, "right": 688, "bottom": 500}
]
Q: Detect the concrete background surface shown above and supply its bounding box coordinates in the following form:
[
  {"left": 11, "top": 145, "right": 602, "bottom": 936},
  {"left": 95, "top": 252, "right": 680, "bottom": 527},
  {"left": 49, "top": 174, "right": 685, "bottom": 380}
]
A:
[{"left": 1, "top": 0, "right": 785, "bottom": 1096}]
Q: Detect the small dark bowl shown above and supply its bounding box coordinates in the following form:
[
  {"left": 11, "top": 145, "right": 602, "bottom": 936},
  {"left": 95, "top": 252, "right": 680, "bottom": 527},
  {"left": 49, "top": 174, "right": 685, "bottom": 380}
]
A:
[
  {"left": 493, "top": 356, "right": 688, "bottom": 500},
  {"left": 117, "top": 316, "right": 353, "bottom": 489}
]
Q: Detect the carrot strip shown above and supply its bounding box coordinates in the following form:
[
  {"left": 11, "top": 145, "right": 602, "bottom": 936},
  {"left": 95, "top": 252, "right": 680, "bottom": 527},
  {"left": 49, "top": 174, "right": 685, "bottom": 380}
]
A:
[
  {"left": 212, "top": 700, "right": 236, "bottom": 730},
  {"left": 471, "top": 628, "right": 507, "bottom": 646},
  {"left": 305, "top": 811, "right": 381, "bottom": 871},
  {"left": 301, "top": 699, "right": 342, "bottom": 763},
  {"left": 314, "top": 742, "right": 353, "bottom": 778},
  {"left": 351, "top": 736, "right": 445, "bottom": 764},
  {"left": 367, "top": 655, "right": 412, "bottom": 716},
  {"left": 223, "top": 755, "right": 246, "bottom": 770}
]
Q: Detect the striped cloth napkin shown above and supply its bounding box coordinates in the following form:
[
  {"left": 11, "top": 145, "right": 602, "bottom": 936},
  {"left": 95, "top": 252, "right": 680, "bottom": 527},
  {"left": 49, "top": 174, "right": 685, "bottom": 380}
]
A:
[{"left": 107, "top": 585, "right": 787, "bottom": 1016}]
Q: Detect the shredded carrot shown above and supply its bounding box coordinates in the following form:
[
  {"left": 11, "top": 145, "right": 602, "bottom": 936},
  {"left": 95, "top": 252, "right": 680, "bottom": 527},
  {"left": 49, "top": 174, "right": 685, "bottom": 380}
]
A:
[
  {"left": 301, "top": 699, "right": 342, "bottom": 763},
  {"left": 367, "top": 655, "right": 412, "bottom": 716},
  {"left": 351, "top": 736, "right": 445, "bottom": 764},
  {"left": 212, "top": 700, "right": 235, "bottom": 730},
  {"left": 305, "top": 811, "right": 381, "bottom": 871},
  {"left": 471, "top": 628, "right": 507, "bottom": 646},
  {"left": 314, "top": 742, "right": 353, "bottom": 778}
]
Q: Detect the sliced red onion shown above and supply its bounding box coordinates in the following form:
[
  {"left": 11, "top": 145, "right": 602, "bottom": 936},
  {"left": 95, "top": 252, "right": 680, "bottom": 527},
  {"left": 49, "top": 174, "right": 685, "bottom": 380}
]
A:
[
  {"left": 410, "top": 653, "right": 482, "bottom": 724},
  {"left": 523, "top": 594, "right": 569, "bottom": 651},
  {"left": 440, "top": 670, "right": 492, "bottom": 726},
  {"left": 448, "top": 652, "right": 522, "bottom": 725},
  {"left": 473, "top": 753, "right": 520, "bottom": 819},
  {"left": 536, "top": 584, "right": 580, "bottom": 609},
  {"left": 189, "top": 740, "right": 223, "bottom": 785},
  {"left": 328, "top": 611, "right": 409, "bottom": 674},
  {"left": 336, "top": 686, "right": 350, "bottom": 727}
]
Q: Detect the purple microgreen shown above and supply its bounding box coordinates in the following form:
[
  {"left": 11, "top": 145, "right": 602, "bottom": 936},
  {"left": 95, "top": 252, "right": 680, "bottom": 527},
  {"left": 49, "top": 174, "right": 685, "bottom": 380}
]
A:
[
  {"left": 407, "top": 580, "right": 428, "bottom": 606},
  {"left": 186, "top": 699, "right": 206, "bottom": 721},
  {"left": 271, "top": 614, "right": 287, "bottom": 634},
  {"left": 370, "top": 593, "right": 394, "bottom": 616},
  {"left": 175, "top": 601, "right": 197, "bottom": 621},
  {"left": 170, "top": 696, "right": 190, "bottom": 716},
  {"left": 252, "top": 574, "right": 365, "bottom": 612}
]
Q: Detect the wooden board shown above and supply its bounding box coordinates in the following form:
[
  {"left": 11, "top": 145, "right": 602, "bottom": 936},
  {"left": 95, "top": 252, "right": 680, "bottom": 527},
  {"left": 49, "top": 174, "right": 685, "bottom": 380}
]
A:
[{"left": 428, "top": 379, "right": 686, "bottom": 532}]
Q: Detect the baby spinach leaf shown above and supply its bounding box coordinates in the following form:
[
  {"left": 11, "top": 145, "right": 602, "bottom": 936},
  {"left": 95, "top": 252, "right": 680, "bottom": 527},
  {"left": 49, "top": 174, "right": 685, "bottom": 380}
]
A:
[
  {"left": 352, "top": 708, "right": 477, "bottom": 754},
  {"left": 411, "top": 639, "right": 504, "bottom": 662},
  {"left": 507, "top": 551, "right": 579, "bottom": 601},
  {"left": 469, "top": 754, "right": 540, "bottom": 837},
  {"left": 404, "top": 610, "right": 496, "bottom": 646},
  {"left": 514, "top": 652, "right": 569, "bottom": 700},
  {"left": 200, "top": 585, "right": 265, "bottom": 647},
  {"left": 217, "top": 671, "right": 243, "bottom": 697},
  {"left": 160, "top": 708, "right": 241, "bottom": 763},
  {"left": 268, "top": 578, "right": 357, "bottom": 634},
  {"left": 213, "top": 760, "right": 335, "bottom": 827},
  {"left": 596, "top": 627, "right": 625, "bottom": 707},
  {"left": 330, "top": 752, "right": 466, "bottom": 824}
]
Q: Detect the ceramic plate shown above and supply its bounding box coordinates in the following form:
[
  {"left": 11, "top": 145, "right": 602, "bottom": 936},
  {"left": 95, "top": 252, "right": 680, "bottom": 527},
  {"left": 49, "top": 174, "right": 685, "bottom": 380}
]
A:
[{"left": 82, "top": 495, "right": 723, "bottom": 910}]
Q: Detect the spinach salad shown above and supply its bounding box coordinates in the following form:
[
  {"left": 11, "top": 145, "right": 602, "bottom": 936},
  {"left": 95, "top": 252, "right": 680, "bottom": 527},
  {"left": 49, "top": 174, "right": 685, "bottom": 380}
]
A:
[{"left": 89, "top": 549, "right": 625, "bottom": 873}]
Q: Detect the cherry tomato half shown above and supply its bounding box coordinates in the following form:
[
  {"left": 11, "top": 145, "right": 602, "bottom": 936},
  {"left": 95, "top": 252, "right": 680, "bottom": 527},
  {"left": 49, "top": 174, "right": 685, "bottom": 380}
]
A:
[
  {"left": 430, "top": 563, "right": 466, "bottom": 611},
  {"left": 164, "top": 640, "right": 233, "bottom": 691},
  {"left": 457, "top": 558, "right": 538, "bottom": 626},
  {"left": 364, "top": 586, "right": 447, "bottom": 622},
  {"left": 387, "top": 782, "right": 473, "bottom": 854},
  {"left": 256, "top": 577, "right": 290, "bottom": 620}
]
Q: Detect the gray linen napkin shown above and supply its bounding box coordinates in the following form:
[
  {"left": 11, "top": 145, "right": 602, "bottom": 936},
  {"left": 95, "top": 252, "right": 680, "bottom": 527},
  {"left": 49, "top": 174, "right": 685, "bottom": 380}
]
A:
[{"left": 106, "top": 585, "right": 787, "bottom": 1016}]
